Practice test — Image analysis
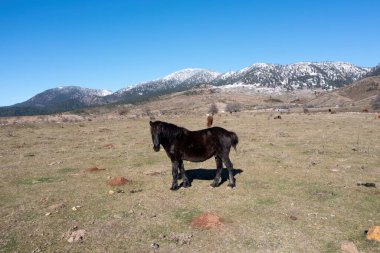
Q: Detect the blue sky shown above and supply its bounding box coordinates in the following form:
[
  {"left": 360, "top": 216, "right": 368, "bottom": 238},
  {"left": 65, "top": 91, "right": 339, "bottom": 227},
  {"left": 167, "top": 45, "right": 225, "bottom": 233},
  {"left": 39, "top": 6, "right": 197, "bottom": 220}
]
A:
[{"left": 0, "top": 0, "right": 379, "bottom": 106}]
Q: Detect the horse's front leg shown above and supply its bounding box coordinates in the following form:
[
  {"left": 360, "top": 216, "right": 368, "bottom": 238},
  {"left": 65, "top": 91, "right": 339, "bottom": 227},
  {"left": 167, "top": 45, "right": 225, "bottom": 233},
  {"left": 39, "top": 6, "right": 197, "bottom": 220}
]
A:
[
  {"left": 178, "top": 160, "right": 190, "bottom": 188},
  {"left": 211, "top": 156, "right": 223, "bottom": 187},
  {"left": 170, "top": 160, "right": 180, "bottom": 191}
]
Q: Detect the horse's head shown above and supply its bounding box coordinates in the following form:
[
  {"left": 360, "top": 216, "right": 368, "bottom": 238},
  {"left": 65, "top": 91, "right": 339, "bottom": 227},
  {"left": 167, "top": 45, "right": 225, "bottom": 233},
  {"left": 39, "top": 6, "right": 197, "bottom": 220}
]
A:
[{"left": 149, "top": 121, "right": 161, "bottom": 152}]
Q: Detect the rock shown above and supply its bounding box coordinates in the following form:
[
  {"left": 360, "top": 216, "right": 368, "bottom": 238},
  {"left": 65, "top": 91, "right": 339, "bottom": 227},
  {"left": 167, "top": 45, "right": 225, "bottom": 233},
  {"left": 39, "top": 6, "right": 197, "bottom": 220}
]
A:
[
  {"left": 104, "top": 144, "right": 114, "bottom": 149},
  {"left": 108, "top": 190, "right": 115, "bottom": 194},
  {"left": 45, "top": 212, "right": 51, "bottom": 216},
  {"left": 31, "top": 246, "right": 42, "bottom": 253},
  {"left": 66, "top": 229, "right": 85, "bottom": 243},
  {"left": 289, "top": 215, "right": 298, "bottom": 220},
  {"left": 160, "top": 233, "right": 193, "bottom": 245},
  {"left": 151, "top": 242, "right": 159, "bottom": 250},
  {"left": 71, "top": 206, "right": 81, "bottom": 211},
  {"left": 340, "top": 240, "right": 359, "bottom": 253},
  {"left": 48, "top": 161, "right": 62, "bottom": 166},
  {"left": 145, "top": 171, "right": 165, "bottom": 176},
  {"left": 366, "top": 226, "right": 380, "bottom": 242}
]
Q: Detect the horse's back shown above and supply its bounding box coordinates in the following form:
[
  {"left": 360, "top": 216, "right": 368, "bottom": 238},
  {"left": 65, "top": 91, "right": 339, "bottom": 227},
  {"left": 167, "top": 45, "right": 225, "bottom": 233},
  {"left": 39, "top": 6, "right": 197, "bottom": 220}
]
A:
[{"left": 189, "top": 126, "right": 237, "bottom": 149}]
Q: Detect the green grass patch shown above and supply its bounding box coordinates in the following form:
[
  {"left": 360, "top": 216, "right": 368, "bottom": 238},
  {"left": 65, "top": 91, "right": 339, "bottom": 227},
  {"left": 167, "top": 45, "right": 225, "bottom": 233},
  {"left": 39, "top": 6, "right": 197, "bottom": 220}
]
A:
[
  {"left": 174, "top": 207, "right": 201, "bottom": 223},
  {"left": 57, "top": 167, "right": 79, "bottom": 174},
  {"left": 321, "top": 241, "right": 338, "bottom": 253},
  {"left": 1, "top": 236, "right": 17, "bottom": 253},
  {"left": 256, "top": 197, "right": 277, "bottom": 206},
  {"left": 15, "top": 176, "right": 62, "bottom": 185}
]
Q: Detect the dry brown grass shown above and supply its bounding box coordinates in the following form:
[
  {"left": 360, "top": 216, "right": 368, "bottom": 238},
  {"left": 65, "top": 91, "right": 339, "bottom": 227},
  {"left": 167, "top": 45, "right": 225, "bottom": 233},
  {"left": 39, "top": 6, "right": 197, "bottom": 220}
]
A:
[{"left": 0, "top": 108, "right": 379, "bottom": 252}]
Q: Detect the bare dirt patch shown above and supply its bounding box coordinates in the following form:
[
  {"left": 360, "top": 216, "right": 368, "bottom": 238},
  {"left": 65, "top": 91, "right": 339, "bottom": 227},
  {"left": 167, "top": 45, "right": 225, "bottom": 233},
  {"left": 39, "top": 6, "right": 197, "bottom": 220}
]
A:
[
  {"left": 366, "top": 226, "right": 380, "bottom": 242},
  {"left": 103, "top": 143, "right": 114, "bottom": 149},
  {"left": 190, "top": 212, "right": 223, "bottom": 229},
  {"left": 62, "top": 227, "right": 86, "bottom": 243},
  {"left": 47, "top": 203, "right": 65, "bottom": 212},
  {"left": 107, "top": 177, "right": 130, "bottom": 186},
  {"left": 84, "top": 167, "right": 105, "bottom": 173},
  {"left": 159, "top": 233, "right": 193, "bottom": 245}
]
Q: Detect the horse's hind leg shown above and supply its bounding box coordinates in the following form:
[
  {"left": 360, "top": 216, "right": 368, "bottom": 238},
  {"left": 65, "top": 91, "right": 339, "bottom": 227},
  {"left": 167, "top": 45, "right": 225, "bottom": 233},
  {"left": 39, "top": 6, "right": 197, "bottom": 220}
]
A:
[
  {"left": 211, "top": 156, "right": 223, "bottom": 187},
  {"left": 222, "top": 156, "right": 236, "bottom": 188},
  {"left": 179, "top": 160, "right": 190, "bottom": 188}
]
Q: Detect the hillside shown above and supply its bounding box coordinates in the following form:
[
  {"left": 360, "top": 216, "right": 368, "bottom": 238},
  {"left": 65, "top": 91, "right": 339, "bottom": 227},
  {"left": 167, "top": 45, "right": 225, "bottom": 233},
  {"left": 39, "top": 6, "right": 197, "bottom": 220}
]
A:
[
  {"left": 0, "top": 86, "right": 111, "bottom": 116},
  {"left": 305, "top": 76, "right": 380, "bottom": 110}
]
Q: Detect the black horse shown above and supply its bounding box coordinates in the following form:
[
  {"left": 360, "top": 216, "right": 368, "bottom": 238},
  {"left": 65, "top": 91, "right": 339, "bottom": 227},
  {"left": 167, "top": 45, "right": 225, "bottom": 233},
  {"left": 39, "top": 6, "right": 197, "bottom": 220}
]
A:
[{"left": 149, "top": 121, "right": 239, "bottom": 190}]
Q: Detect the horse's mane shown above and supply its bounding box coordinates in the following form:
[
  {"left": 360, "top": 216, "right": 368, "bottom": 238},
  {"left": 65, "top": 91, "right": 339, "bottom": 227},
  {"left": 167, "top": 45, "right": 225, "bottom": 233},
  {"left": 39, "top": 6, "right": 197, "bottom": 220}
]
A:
[{"left": 157, "top": 121, "right": 188, "bottom": 140}]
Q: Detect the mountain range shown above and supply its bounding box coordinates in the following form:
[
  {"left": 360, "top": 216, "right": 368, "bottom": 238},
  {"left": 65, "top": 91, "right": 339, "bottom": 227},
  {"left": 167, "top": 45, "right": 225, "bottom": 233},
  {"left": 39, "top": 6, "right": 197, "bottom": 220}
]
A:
[{"left": 0, "top": 61, "right": 377, "bottom": 117}]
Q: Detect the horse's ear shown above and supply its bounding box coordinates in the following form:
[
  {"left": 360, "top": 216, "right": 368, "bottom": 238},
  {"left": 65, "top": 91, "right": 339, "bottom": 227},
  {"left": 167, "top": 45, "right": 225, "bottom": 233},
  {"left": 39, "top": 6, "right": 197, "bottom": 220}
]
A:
[{"left": 149, "top": 121, "right": 153, "bottom": 126}]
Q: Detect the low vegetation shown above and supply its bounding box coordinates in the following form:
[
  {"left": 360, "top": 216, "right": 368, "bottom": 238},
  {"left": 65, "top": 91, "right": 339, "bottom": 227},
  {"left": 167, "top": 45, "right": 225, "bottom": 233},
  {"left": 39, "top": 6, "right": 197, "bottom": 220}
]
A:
[
  {"left": 1, "top": 109, "right": 379, "bottom": 252},
  {"left": 208, "top": 103, "right": 218, "bottom": 115},
  {"left": 225, "top": 102, "right": 241, "bottom": 113}
]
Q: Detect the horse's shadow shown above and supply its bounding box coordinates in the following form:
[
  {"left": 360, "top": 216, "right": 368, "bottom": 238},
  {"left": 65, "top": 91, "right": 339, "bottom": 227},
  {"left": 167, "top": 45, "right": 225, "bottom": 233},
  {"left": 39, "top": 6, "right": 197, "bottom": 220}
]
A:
[{"left": 182, "top": 168, "right": 243, "bottom": 186}]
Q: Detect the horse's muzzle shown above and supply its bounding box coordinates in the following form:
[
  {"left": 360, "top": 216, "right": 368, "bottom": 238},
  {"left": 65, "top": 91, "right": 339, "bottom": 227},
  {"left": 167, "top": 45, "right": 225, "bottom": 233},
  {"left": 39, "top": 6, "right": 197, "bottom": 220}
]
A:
[{"left": 153, "top": 145, "right": 160, "bottom": 152}]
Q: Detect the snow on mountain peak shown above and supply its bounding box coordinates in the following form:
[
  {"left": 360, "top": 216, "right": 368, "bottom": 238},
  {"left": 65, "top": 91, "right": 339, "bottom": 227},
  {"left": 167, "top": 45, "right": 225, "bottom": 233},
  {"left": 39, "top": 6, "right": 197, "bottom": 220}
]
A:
[
  {"left": 97, "top": 89, "right": 113, "bottom": 96},
  {"left": 162, "top": 68, "right": 220, "bottom": 83}
]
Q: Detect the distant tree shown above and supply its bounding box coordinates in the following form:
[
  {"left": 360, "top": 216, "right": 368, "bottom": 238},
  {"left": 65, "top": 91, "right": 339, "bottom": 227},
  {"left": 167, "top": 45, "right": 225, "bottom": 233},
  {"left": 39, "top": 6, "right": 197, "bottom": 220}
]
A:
[
  {"left": 118, "top": 108, "right": 129, "bottom": 116},
  {"left": 372, "top": 94, "right": 380, "bottom": 110},
  {"left": 208, "top": 103, "right": 218, "bottom": 115},
  {"left": 225, "top": 102, "right": 241, "bottom": 114}
]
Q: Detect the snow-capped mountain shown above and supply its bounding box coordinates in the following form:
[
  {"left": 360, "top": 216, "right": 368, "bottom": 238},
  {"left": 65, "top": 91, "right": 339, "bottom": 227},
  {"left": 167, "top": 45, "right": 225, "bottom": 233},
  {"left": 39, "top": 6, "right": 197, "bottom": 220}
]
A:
[
  {"left": 23, "top": 86, "right": 112, "bottom": 107},
  {"left": 212, "top": 62, "right": 370, "bottom": 90},
  {"left": 162, "top": 68, "right": 220, "bottom": 83},
  {"left": 0, "top": 86, "right": 112, "bottom": 116},
  {"left": 107, "top": 68, "right": 220, "bottom": 103},
  {"left": 0, "top": 62, "right": 372, "bottom": 116}
]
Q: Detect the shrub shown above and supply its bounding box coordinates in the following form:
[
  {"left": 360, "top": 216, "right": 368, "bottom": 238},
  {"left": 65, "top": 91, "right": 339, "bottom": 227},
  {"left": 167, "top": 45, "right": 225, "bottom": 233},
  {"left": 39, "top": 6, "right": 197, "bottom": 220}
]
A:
[
  {"left": 208, "top": 103, "right": 218, "bottom": 115},
  {"left": 118, "top": 108, "right": 129, "bottom": 115},
  {"left": 372, "top": 94, "right": 380, "bottom": 110},
  {"left": 225, "top": 102, "right": 241, "bottom": 114}
]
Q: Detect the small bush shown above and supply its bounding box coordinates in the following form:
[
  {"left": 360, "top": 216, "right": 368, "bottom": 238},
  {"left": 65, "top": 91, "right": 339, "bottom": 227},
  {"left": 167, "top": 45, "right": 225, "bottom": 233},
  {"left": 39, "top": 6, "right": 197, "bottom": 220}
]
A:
[
  {"left": 208, "top": 103, "right": 218, "bottom": 115},
  {"left": 118, "top": 108, "right": 129, "bottom": 115},
  {"left": 225, "top": 102, "right": 241, "bottom": 114},
  {"left": 371, "top": 94, "right": 380, "bottom": 110}
]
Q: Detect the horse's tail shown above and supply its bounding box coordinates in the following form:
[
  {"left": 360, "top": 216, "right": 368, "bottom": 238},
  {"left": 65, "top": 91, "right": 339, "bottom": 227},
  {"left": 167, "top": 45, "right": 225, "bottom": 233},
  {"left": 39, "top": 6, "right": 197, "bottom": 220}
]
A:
[{"left": 230, "top": 131, "right": 239, "bottom": 152}]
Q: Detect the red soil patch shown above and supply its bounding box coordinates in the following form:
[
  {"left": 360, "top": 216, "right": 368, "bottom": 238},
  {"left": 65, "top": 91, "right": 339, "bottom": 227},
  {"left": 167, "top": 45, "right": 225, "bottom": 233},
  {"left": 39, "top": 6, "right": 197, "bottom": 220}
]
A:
[
  {"left": 104, "top": 144, "right": 114, "bottom": 149},
  {"left": 107, "top": 177, "right": 130, "bottom": 186},
  {"left": 84, "top": 167, "right": 105, "bottom": 173},
  {"left": 190, "top": 212, "right": 223, "bottom": 229}
]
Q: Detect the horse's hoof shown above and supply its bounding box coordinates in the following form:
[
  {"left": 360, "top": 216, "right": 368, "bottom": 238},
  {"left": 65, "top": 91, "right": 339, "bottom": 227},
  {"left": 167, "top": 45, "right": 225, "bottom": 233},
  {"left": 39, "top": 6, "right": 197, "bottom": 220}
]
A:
[
  {"left": 227, "top": 184, "right": 236, "bottom": 189},
  {"left": 170, "top": 186, "right": 179, "bottom": 191}
]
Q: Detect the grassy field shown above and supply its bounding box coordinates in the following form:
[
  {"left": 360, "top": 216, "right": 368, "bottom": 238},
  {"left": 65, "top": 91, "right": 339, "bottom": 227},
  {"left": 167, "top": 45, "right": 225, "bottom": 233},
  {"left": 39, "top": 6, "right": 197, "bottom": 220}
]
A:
[{"left": 1, "top": 111, "right": 379, "bottom": 252}]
